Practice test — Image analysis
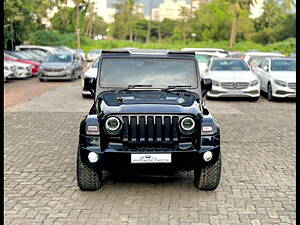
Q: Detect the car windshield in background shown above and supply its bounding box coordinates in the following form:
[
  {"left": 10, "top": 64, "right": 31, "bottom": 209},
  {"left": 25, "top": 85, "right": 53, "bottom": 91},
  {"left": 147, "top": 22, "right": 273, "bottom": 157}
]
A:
[
  {"left": 195, "top": 54, "right": 212, "bottom": 63},
  {"left": 90, "top": 50, "right": 101, "bottom": 53},
  {"left": 271, "top": 59, "right": 295, "bottom": 71},
  {"left": 45, "top": 54, "right": 72, "bottom": 63},
  {"left": 210, "top": 59, "right": 250, "bottom": 71},
  {"left": 100, "top": 58, "right": 197, "bottom": 88}
]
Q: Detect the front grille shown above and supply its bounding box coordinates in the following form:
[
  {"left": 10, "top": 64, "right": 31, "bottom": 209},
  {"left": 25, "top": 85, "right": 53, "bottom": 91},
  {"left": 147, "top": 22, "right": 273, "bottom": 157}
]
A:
[
  {"left": 111, "top": 114, "right": 196, "bottom": 143},
  {"left": 288, "top": 83, "right": 296, "bottom": 90},
  {"left": 221, "top": 82, "right": 249, "bottom": 89},
  {"left": 44, "top": 68, "right": 64, "bottom": 72}
]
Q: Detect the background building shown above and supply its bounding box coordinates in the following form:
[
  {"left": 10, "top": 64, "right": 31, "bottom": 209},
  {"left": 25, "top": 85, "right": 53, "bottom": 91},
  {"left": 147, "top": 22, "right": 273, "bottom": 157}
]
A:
[{"left": 151, "top": 0, "right": 190, "bottom": 21}]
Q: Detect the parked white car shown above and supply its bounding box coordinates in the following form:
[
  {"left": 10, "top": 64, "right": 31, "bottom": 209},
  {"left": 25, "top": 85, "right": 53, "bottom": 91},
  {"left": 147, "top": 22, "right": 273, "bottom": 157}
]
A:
[
  {"left": 5, "top": 60, "right": 32, "bottom": 79},
  {"left": 182, "top": 48, "right": 229, "bottom": 58},
  {"left": 86, "top": 49, "right": 102, "bottom": 62},
  {"left": 81, "top": 57, "right": 100, "bottom": 97},
  {"left": 204, "top": 58, "right": 260, "bottom": 100},
  {"left": 251, "top": 57, "right": 295, "bottom": 100},
  {"left": 195, "top": 52, "right": 223, "bottom": 75},
  {"left": 4, "top": 61, "right": 17, "bottom": 82},
  {"left": 243, "top": 51, "right": 284, "bottom": 66}
]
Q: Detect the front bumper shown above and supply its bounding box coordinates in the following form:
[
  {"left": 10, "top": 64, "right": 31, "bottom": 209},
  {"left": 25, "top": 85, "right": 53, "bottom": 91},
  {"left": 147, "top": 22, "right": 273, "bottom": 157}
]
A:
[
  {"left": 272, "top": 85, "right": 296, "bottom": 98},
  {"left": 14, "top": 70, "right": 31, "bottom": 78},
  {"left": 79, "top": 141, "right": 220, "bottom": 171},
  {"left": 40, "top": 70, "right": 72, "bottom": 80},
  {"left": 207, "top": 85, "right": 260, "bottom": 98}
]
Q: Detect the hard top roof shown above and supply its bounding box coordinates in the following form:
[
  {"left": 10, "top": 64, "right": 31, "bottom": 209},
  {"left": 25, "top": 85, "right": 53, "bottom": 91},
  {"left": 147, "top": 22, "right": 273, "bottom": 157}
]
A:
[{"left": 101, "top": 49, "right": 196, "bottom": 58}]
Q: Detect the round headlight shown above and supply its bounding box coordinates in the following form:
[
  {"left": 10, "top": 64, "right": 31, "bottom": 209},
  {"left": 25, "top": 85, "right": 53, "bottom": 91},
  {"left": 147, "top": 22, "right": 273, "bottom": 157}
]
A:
[
  {"left": 105, "top": 117, "right": 121, "bottom": 134},
  {"left": 180, "top": 117, "right": 195, "bottom": 134}
]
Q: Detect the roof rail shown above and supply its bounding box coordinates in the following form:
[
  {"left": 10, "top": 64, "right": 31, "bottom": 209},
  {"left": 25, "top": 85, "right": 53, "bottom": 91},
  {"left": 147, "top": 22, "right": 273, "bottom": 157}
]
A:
[
  {"left": 101, "top": 49, "right": 130, "bottom": 54},
  {"left": 168, "top": 50, "right": 196, "bottom": 55}
]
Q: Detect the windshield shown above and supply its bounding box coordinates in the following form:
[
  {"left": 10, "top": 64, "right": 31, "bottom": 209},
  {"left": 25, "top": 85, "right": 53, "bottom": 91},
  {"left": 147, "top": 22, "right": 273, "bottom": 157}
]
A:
[
  {"left": 90, "top": 50, "right": 101, "bottom": 54},
  {"left": 271, "top": 59, "right": 295, "bottom": 71},
  {"left": 100, "top": 58, "right": 197, "bottom": 88},
  {"left": 195, "top": 54, "right": 212, "bottom": 63},
  {"left": 210, "top": 59, "right": 250, "bottom": 71},
  {"left": 45, "top": 54, "right": 72, "bottom": 63}
]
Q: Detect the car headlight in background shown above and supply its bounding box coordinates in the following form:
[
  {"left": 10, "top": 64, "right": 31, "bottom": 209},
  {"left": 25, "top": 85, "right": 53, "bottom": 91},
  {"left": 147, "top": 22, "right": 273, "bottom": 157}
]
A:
[
  {"left": 250, "top": 79, "right": 259, "bottom": 86},
  {"left": 274, "top": 79, "right": 287, "bottom": 87},
  {"left": 105, "top": 117, "right": 122, "bottom": 134},
  {"left": 211, "top": 80, "right": 220, "bottom": 86},
  {"left": 180, "top": 117, "right": 195, "bottom": 134}
]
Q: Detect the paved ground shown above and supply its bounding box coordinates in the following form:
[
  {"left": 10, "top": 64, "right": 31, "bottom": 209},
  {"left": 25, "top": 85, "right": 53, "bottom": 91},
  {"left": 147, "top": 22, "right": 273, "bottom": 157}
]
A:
[{"left": 4, "top": 79, "right": 296, "bottom": 225}]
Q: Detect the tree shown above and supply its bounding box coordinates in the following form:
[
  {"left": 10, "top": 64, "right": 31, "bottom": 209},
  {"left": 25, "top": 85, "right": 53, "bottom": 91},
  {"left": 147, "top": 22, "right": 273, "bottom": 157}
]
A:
[
  {"left": 228, "top": 0, "right": 252, "bottom": 47},
  {"left": 112, "top": 0, "right": 143, "bottom": 41}
]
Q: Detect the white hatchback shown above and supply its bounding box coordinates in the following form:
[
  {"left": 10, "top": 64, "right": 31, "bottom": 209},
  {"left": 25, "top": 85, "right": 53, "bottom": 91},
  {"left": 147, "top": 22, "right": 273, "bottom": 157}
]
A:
[{"left": 204, "top": 58, "right": 260, "bottom": 100}]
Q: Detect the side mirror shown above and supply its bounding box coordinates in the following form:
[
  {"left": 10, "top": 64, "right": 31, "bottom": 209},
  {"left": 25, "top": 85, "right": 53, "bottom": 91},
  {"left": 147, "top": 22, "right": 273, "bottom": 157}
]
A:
[
  {"left": 201, "top": 78, "right": 212, "bottom": 98},
  {"left": 84, "top": 77, "right": 96, "bottom": 97}
]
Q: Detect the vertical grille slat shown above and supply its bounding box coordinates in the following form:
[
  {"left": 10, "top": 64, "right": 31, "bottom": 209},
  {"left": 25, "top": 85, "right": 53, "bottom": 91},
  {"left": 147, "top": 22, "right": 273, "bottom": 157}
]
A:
[
  {"left": 139, "top": 116, "right": 145, "bottom": 141},
  {"left": 172, "top": 116, "right": 179, "bottom": 141},
  {"left": 147, "top": 116, "right": 154, "bottom": 141},
  {"left": 130, "top": 116, "right": 137, "bottom": 141},
  {"left": 122, "top": 116, "right": 129, "bottom": 141},
  {"left": 156, "top": 116, "right": 162, "bottom": 141},
  {"left": 164, "top": 116, "right": 171, "bottom": 141}
]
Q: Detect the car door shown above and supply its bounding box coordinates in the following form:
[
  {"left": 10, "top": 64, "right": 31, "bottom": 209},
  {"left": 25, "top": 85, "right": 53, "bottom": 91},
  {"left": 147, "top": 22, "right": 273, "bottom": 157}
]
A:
[{"left": 258, "top": 58, "right": 271, "bottom": 91}]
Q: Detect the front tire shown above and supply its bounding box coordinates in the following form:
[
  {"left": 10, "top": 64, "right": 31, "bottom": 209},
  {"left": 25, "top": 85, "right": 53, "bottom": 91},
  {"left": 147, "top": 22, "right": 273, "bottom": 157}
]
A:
[
  {"left": 194, "top": 155, "right": 221, "bottom": 190},
  {"left": 267, "top": 83, "right": 274, "bottom": 101},
  {"left": 77, "top": 148, "right": 102, "bottom": 191}
]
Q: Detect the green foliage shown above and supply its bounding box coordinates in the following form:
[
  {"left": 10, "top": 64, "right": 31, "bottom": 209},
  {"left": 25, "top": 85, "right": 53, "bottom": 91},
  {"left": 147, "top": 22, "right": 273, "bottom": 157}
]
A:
[{"left": 27, "top": 31, "right": 294, "bottom": 56}]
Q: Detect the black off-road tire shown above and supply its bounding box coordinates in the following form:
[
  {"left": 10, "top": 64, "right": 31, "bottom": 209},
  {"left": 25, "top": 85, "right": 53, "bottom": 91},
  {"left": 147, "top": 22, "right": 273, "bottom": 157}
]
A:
[
  {"left": 249, "top": 96, "right": 259, "bottom": 102},
  {"left": 39, "top": 78, "right": 45, "bottom": 82},
  {"left": 194, "top": 155, "right": 221, "bottom": 191},
  {"left": 77, "top": 149, "right": 102, "bottom": 191},
  {"left": 82, "top": 93, "right": 91, "bottom": 98}
]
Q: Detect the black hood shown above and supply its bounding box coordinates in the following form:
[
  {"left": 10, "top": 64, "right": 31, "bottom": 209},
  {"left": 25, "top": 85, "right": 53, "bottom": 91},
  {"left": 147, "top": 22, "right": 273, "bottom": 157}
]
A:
[{"left": 98, "top": 91, "right": 202, "bottom": 115}]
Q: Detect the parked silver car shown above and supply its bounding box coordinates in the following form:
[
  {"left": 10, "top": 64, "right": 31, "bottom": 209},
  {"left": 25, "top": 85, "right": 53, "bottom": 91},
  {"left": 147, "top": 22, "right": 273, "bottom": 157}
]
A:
[{"left": 39, "top": 53, "right": 82, "bottom": 82}]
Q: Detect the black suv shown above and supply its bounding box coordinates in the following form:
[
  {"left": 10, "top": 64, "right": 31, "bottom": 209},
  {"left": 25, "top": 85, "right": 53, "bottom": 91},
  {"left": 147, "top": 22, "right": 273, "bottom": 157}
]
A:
[{"left": 77, "top": 49, "right": 221, "bottom": 191}]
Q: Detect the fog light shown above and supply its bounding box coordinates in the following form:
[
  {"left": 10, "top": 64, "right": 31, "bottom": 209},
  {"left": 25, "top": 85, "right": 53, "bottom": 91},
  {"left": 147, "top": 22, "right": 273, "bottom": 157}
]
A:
[
  {"left": 88, "top": 152, "right": 98, "bottom": 163},
  {"left": 203, "top": 151, "right": 212, "bottom": 162}
]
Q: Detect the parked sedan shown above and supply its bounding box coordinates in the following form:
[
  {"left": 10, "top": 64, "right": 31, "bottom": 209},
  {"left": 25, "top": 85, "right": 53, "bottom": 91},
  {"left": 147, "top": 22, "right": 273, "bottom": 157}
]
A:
[
  {"left": 195, "top": 52, "right": 222, "bottom": 75},
  {"left": 204, "top": 58, "right": 260, "bottom": 100},
  {"left": 4, "top": 53, "right": 40, "bottom": 75},
  {"left": 4, "top": 61, "right": 17, "bottom": 82},
  {"left": 81, "top": 57, "right": 99, "bottom": 98},
  {"left": 251, "top": 57, "right": 295, "bottom": 100},
  {"left": 39, "top": 53, "right": 82, "bottom": 81},
  {"left": 86, "top": 49, "right": 101, "bottom": 62},
  {"left": 5, "top": 60, "right": 32, "bottom": 79}
]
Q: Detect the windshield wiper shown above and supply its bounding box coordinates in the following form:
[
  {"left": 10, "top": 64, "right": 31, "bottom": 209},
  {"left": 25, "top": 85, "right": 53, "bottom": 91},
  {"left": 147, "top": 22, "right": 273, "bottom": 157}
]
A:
[
  {"left": 161, "top": 85, "right": 192, "bottom": 92},
  {"left": 116, "top": 84, "right": 152, "bottom": 93}
]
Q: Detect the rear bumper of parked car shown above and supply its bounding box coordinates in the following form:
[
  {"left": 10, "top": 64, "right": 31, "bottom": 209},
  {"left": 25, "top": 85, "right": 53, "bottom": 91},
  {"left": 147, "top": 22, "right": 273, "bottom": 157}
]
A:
[{"left": 207, "top": 85, "right": 260, "bottom": 98}]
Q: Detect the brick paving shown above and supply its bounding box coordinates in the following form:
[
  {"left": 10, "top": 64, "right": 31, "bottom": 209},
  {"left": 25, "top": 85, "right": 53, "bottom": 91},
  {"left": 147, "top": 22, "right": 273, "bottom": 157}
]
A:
[{"left": 4, "top": 80, "right": 296, "bottom": 225}]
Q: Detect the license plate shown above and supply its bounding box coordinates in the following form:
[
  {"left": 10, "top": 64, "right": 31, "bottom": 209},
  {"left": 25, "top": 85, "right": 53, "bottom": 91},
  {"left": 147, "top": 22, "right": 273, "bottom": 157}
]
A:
[
  {"left": 131, "top": 154, "right": 171, "bottom": 164},
  {"left": 227, "top": 90, "right": 243, "bottom": 94}
]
